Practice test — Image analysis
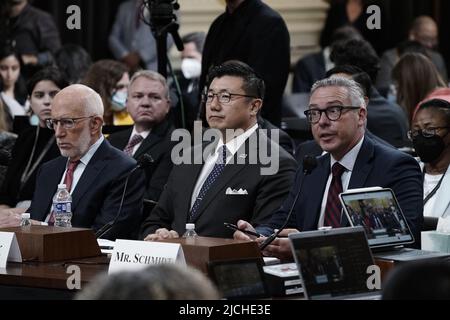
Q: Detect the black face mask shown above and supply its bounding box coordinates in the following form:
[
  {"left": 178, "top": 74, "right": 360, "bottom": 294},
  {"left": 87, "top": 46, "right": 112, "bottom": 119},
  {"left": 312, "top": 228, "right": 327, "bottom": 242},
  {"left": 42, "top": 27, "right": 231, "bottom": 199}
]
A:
[{"left": 413, "top": 134, "right": 447, "bottom": 163}]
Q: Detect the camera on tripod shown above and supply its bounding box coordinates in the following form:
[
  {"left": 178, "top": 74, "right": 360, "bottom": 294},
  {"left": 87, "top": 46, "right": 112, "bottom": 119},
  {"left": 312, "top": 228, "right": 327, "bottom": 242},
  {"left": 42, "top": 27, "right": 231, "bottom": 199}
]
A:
[{"left": 142, "top": 0, "right": 184, "bottom": 77}]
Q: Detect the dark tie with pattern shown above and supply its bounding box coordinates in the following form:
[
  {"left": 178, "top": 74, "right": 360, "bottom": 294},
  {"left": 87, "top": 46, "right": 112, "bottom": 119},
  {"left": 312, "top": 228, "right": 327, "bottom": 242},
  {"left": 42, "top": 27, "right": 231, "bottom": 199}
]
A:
[
  {"left": 189, "top": 145, "right": 228, "bottom": 222},
  {"left": 123, "top": 134, "right": 143, "bottom": 156},
  {"left": 324, "top": 162, "right": 346, "bottom": 228}
]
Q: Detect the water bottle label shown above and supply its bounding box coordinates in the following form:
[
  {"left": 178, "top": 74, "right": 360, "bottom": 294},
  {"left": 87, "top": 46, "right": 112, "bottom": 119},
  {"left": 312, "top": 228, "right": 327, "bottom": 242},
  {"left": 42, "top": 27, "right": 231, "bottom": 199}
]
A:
[{"left": 54, "top": 202, "right": 71, "bottom": 213}]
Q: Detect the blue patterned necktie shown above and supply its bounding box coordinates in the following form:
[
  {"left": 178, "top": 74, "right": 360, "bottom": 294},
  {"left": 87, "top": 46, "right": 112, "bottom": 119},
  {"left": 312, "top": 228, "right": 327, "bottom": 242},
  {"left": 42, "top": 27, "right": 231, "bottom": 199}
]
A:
[{"left": 189, "top": 145, "right": 228, "bottom": 221}]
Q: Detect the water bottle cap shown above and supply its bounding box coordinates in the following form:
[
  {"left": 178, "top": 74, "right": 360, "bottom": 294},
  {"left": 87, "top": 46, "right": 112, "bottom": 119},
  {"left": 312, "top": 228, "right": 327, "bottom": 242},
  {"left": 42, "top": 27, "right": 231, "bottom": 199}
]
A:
[
  {"left": 21, "top": 213, "right": 30, "bottom": 219},
  {"left": 58, "top": 183, "right": 67, "bottom": 189},
  {"left": 185, "top": 223, "right": 195, "bottom": 230}
]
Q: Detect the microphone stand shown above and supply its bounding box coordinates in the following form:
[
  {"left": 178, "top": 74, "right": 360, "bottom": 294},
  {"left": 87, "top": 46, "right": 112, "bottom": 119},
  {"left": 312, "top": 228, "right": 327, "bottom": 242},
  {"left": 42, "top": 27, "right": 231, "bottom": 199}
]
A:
[
  {"left": 95, "top": 154, "right": 154, "bottom": 239},
  {"left": 259, "top": 155, "right": 317, "bottom": 250}
]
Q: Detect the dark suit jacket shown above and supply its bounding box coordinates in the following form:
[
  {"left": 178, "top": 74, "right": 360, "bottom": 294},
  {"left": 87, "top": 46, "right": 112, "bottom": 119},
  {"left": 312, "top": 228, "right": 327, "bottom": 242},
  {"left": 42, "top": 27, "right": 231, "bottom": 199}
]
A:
[
  {"left": 262, "top": 136, "right": 423, "bottom": 246},
  {"left": 108, "top": 120, "right": 175, "bottom": 202},
  {"left": 140, "top": 130, "right": 297, "bottom": 239},
  {"left": 28, "top": 139, "right": 145, "bottom": 240},
  {"left": 200, "top": 0, "right": 290, "bottom": 126},
  {"left": 257, "top": 116, "right": 294, "bottom": 156},
  {"left": 292, "top": 52, "right": 326, "bottom": 93},
  {"left": 366, "top": 87, "right": 409, "bottom": 148}
]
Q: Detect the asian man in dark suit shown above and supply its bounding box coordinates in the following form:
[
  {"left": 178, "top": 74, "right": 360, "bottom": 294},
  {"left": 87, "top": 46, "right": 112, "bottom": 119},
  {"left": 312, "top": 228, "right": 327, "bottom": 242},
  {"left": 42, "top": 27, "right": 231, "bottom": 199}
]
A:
[
  {"left": 108, "top": 70, "right": 175, "bottom": 203},
  {"left": 235, "top": 77, "right": 423, "bottom": 260},
  {"left": 0, "top": 84, "right": 145, "bottom": 240},
  {"left": 141, "top": 61, "right": 297, "bottom": 240}
]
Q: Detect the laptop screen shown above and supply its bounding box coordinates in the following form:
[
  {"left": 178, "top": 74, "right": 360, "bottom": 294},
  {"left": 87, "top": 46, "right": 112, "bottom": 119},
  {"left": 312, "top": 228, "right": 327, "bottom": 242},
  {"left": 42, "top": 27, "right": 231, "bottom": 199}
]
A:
[
  {"left": 289, "top": 227, "right": 375, "bottom": 299},
  {"left": 207, "top": 258, "right": 269, "bottom": 299},
  {"left": 339, "top": 188, "right": 414, "bottom": 248}
]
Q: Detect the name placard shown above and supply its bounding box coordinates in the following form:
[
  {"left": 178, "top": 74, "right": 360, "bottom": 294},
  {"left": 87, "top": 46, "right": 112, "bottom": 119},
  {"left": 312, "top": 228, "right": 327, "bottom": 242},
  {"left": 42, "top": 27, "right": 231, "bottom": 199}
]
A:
[
  {"left": 0, "top": 232, "right": 22, "bottom": 268},
  {"left": 108, "top": 239, "right": 185, "bottom": 274}
]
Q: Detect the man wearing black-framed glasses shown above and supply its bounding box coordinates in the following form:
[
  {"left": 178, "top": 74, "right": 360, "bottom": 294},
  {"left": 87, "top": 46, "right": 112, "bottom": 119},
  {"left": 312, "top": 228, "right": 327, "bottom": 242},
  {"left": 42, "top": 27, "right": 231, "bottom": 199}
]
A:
[
  {"left": 0, "top": 84, "right": 145, "bottom": 240},
  {"left": 234, "top": 77, "right": 423, "bottom": 260}
]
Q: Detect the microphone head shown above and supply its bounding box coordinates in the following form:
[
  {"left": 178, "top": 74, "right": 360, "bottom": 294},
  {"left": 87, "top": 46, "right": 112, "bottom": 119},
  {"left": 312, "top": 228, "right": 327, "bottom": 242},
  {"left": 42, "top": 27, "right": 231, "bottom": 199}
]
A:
[
  {"left": 302, "top": 155, "right": 318, "bottom": 174},
  {"left": 0, "top": 149, "right": 11, "bottom": 166},
  {"left": 137, "top": 153, "right": 154, "bottom": 168}
]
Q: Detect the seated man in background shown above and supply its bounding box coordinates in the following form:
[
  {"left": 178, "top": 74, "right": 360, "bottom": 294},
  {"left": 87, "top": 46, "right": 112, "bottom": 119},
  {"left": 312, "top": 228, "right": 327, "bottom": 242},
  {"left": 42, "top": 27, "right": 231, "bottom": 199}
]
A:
[
  {"left": 0, "top": 84, "right": 145, "bottom": 240},
  {"left": 235, "top": 77, "right": 423, "bottom": 260},
  {"left": 141, "top": 61, "right": 297, "bottom": 240},
  {"left": 108, "top": 70, "right": 175, "bottom": 204}
]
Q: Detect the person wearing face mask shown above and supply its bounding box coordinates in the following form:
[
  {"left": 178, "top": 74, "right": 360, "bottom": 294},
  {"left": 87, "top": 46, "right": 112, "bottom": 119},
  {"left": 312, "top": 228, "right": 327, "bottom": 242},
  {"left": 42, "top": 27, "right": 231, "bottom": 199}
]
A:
[
  {"left": 82, "top": 60, "right": 133, "bottom": 126},
  {"left": 171, "top": 32, "right": 205, "bottom": 131},
  {"left": 410, "top": 90, "right": 450, "bottom": 218}
]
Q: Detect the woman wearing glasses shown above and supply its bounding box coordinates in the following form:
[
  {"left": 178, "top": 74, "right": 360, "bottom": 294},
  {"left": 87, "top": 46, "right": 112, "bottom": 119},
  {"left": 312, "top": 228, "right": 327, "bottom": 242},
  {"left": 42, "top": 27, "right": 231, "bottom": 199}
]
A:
[
  {"left": 0, "top": 67, "right": 67, "bottom": 213},
  {"left": 410, "top": 89, "right": 450, "bottom": 218}
]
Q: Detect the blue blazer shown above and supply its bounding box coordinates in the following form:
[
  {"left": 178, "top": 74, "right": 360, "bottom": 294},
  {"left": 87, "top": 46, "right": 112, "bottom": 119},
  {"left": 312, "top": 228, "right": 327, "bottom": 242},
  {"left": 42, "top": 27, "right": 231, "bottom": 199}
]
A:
[
  {"left": 263, "top": 136, "right": 423, "bottom": 245},
  {"left": 28, "top": 140, "right": 145, "bottom": 240}
]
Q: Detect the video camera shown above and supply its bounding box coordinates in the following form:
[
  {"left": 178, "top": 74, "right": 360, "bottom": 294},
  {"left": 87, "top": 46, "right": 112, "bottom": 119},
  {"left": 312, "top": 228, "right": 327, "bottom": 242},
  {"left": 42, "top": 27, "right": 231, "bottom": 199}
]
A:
[{"left": 142, "top": 0, "right": 184, "bottom": 77}]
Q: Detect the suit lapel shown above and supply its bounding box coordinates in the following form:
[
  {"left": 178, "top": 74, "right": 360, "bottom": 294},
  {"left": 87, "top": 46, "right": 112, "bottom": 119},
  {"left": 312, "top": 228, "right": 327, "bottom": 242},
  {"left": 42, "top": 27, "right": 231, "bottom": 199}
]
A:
[
  {"left": 37, "top": 158, "right": 67, "bottom": 220},
  {"left": 302, "top": 154, "right": 331, "bottom": 229},
  {"left": 348, "top": 137, "right": 375, "bottom": 189},
  {"left": 190, "top": 131, "right": 257, "bottom": 223},
  {"left": 71, "top": 141, "right": 110, "bottom": 211}
]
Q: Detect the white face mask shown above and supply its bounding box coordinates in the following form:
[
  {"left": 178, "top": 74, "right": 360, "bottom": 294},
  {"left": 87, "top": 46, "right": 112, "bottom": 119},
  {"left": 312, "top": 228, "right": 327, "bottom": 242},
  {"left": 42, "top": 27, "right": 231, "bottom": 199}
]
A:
[
  {"left": 111, "top": 91, "right": 127, "bottom": 112},
  {"left": 181, "top": 58, "right": 201, "bottom": 79}
]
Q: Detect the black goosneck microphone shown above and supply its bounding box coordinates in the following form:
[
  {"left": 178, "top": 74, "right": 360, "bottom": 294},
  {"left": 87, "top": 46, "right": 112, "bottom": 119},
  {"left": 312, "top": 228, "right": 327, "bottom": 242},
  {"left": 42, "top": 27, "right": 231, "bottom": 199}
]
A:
[
  {"left": 95, "top": 154, "right": 154, "bottom": 239},
  {"left": 0, "top": 150, "right": 11, "bottom": 166},
  {"left": 259, "top": 155, "right": 318, "bottom": 251}
]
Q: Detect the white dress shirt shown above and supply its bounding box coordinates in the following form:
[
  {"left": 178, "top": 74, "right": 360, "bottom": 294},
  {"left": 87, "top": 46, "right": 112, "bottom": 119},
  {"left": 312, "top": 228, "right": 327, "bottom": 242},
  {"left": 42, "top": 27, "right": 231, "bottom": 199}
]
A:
[
  {"left": 190, "top": 123, "right": 258, "bottom": 209},
  {"left": 317, "top": 136, "right": 365, "bottom": 228}
]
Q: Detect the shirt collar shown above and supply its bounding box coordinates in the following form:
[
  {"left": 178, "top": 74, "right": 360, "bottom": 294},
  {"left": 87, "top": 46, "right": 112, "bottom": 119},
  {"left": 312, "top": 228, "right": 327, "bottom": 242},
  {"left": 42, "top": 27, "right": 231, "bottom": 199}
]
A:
[
  {"left": 330, "top": 136, "right": 365, "bottom": 172},
  {"left": 215, "top": 123, "right": 258, "bottom": 157},
  {"left": 131, "top": 126, "right": 151, "bottom": 140},
  {"left": 78, "top": 135, "right": 105, "bottom": 166}
]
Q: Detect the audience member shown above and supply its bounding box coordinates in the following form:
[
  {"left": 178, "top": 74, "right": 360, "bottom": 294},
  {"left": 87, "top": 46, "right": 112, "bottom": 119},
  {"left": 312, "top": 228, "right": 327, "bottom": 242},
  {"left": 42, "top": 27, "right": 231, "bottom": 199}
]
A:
[
  {"left": 172, "top": 32, "right": 205, "bottom": 131},
  {"left": 292, "top": 25, "right": 362, "bottom": 93},
  {"left": 108, "top": 0, "right": 173, "bottom": 72},
  {"left": 0, "top": 84, "right": 145, "bottom": 240},
  {"left": 410, "top": 92, "right": 450, "bottom": 218},
  {"left": 199, "top": 0, "right": 290, "bottom": 126},
  {"left": 82, "top": 60, "right": 132, "bottom": 126},
  {"left": 0, "top": 46, "right": 27, "bottom": 130},
  {"left": 76, "top": 264, "right": 220, "bottom": 300},
  {"left": 376, "top": 16, "right": 448, "bottom": 97},
  {"left": 0, "top": 67, "right": 66, "bottom": 212},
  {"left": 54, "top": 44, "right": 92, "bottom": 84},
  {"left": 108, "top": 70, "right": 175, "bottom": 203},
  {"left": 392, "top": 53, "right": 447, "bottom": 125},
  {"left": 141, "top": 61, "right": 297, "bottom": 240},
  {"left": 235, "top": 77, "right": 423, "bottom": 260},
  {"left": 319, "top": 0, "right": 388, "bottom": 54},
  {"left": 330, "top": 39, "right": 409, "bottom": 147},
  {"left": 0, "top": 98, "right": 16, "bottom": 187},
  {"left": 382, "top": 260, "right": 450, "bottom": 300},
  {"left": 5, "top": 0, "right": 61, "bottom": 77}
]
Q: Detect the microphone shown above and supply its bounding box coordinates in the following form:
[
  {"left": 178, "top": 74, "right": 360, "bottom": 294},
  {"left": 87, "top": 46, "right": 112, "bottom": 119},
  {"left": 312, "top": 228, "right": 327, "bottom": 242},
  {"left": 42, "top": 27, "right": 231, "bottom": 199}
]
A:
[
  {"left": 0, "top": 149, "right": 11, "bottom": 166},
  {"left": 259, "top": 155, "right": 318, "bottom": 251},
  {"left": 95, "top": 154, "right": 154, "bottom": 239}
]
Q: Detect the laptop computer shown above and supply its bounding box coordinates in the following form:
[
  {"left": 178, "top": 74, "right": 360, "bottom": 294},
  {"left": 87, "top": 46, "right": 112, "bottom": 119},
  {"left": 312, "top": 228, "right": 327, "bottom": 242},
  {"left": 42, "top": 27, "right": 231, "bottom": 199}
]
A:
[
  {"left": 207, "top": 258, "right": 270, "bottom": 300},
  {"left": 339, "top": 187, "right": 450, "bottom": 261},
  {"left": 289, "top": 226, "right": 381, "bottom": 300}
]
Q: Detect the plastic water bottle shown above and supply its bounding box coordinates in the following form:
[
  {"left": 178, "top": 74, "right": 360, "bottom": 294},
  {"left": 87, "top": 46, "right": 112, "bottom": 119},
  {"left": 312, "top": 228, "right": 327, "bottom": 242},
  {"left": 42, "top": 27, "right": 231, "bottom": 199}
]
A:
[
  {"left": 52, "top": 183, "right": 72, "bottom": 227},
  {"left": 182, "top": 223, "right": 198, "bottom": 238},
  {"left": 20, "top": 213, "right": 31, "bottom": 227}
]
